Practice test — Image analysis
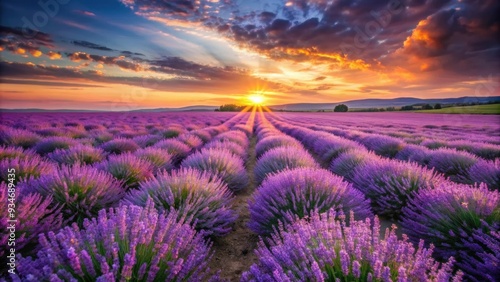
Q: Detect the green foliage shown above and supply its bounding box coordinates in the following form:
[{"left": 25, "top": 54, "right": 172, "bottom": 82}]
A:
[
  {"left": 217, "top": 104, "right": 246, "bottom": 112},
  {"left": 334, "top": 104, "right": 349, "bottom": 112}
]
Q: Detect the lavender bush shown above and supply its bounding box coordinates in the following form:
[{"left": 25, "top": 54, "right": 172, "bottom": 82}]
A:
[
  {"left": 255, "top": 135, "right": 303, "bottom": 158},
  {"left": 401, "top": 182, "right": 499, "bottom": 281},
  {"left": 0, "top": 183, "right": 63, "bottom": 261},
  {"left": 248, "top": 168, "right": 373, "bottom": 236},
  {"left": 122, "top": 168, "right": 236, "bottom": 236},
  {"left": 33, "top": 136, "right": 78, "bottom": 155},
  {"left": 178, "top": 134, "right": 204, "bottom": 149},
  {"left": 97, "top": 154, "right": 154, "bottom": 189},
  {"left": 181, "top": 148, "right": 249, "bottom": 192},
  {"left": 360, "top": 134, "right": 405, "bottom": 158},
  {"left": 243, "top": 211, "right": 462, "bottom": 281},
  {"left": 132, "top": 134, "right": 162, "bottom": 148},
  {"left": 161, "top": 127, "right": 184, "bottom": 138},
  {"left": 352, "top": 159, "right": 446, "bottom": 218},
  {"left": 427, "top": 148, "right": 478, "bottom": 183},
  {"left": 100, "top": 138, "right": 140, "bottom": 154},
  {"left": 0, "top": 146, "right": 36, "bottom": 160},
  {"left": 47, "top": 144, "right": 106, "bottom": 165},
  {"left": 312, "top": 137, "right": 361, "bottom": 164},
  {"left": 329, "top": 149, "right": 376, "bottom": 182},
  {"left": 395, "top": 144, "right": 431, "bottom": 165},
  {"left": 0, "top": 128, "right": 41, "bottom": 149},
  {"left": 19, "top": 164, "right": 125, "bottom": 224},
  {"left": 0, "top": 156, "right": 56, "bottom": 184},
  {"left": 468, "top": 159, "right": 499, "bottom": 191},
  {"left": 205, "top": 140, "right": 247, "bottom": 161},
  {"left": 15, "top": 201, "right": 213, "bottom": 281},
  {"left": 154, "top": 139, "right": 192, "bottom": 165},
  {"left": 254, "top": 146, "right": 318, "bottom": 185},
  {"left": 134, "top": 147, "right": 174, "bottom": 173}
]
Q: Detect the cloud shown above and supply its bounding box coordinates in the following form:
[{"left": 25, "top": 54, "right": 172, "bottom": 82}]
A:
[
  {"left": 121, "top": 0, "right": 500, "bottom": 78},
  {"left": 72, "top": 40, "right": 115, "bottom": 51},
  {"left": 67, "top": 52, "right": 144, "bottom": 71},
  {"left": 73, "top": 10, "right": 96, "bottom": 16},
  {"left": 0, "top": 60, "right": 286, "bottom": 95}
]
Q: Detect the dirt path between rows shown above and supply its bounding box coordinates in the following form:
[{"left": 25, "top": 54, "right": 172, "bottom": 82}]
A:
[{"left": 208, "top": 135, "right": 259, "bottom": 281}]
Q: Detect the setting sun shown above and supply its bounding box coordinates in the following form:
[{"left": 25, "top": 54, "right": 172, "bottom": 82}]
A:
[{"left": 248, "top": 95, "right": 265, "bottom": 105}]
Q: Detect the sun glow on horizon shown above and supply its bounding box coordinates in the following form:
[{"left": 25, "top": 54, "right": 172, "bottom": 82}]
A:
[{"left": 248, "top": 94, "right": 266, "bottom": 105}]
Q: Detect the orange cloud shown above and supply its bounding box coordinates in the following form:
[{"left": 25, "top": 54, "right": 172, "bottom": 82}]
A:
[
  {"left": 30, "top": 50, "right": 42, "bottom": 57},
  {"left": 47, "top": 51, "right": 62, "bottom": 60}
]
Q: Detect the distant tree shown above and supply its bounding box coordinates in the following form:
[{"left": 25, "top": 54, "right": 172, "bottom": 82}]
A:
[
  {"left": 386, "top": 107, "right": 396, "bottom": 111},
  {"left": 401, "top": 105, "right": 415, "bottom": 111},
  {"left": 423, "top": 104, "right": 433, "bottom": 110},
  {"left": 334, "top": 104, "right": 349, "bottom": 112},
  {"left": 218, "top": 104, "right": 246, "bottom": 112},
  {"left": 434, "top": 103, "right": 442, "bottom": 109}
]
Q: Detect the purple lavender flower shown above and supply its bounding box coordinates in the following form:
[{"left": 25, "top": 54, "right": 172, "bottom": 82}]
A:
[
  {"left": 470, "top": 143, "right": 500, "bottom": 160},
  {"left": 204, "top": 140, "right": 247, "bottom": 161},
  {"left": 153, "top": 139, "right": 192, "bottom": 165},
  {"left": 181, "top": 148, "right": 249, "bottom": 192},
  {"left": 458, "top": 225, "right": 500, "bottom": 282},
  {"left": 421, "top": 139, "right": 448, "bottom": 149},
  {"left": 312, "top": 136, "right": 363, "bottom": 164},
  {"left": 19, "top": 164, "right": 125, "bottom": 224},
  {"left": 96, "top": 153, "right": 154, "bottom": 189},
  {"left": 233, "top": 124, "right": 253, "bottom": 137},
  {"left": 360, "top": 134, "right": 405, "bottom": 158},
  {"left": 161, "top": 127, "right": 185, "bottom": 138},
  {"left": 248, "top": 167, "right": 373, "bottom": 236},
  {"left": 33, "top": 136, "right": 78, "bottom": 155},
  {"left": 0, "top": 145, "right": 36, "bottom": 161},
  {"left": 0, "top": 183, "right": 63, "bottom": 260},
  {"left": 395, "top": 144, "right": 431, "bottom": 165},
  {"left": 242, "top": 211, "right": 462, "bottom": 281},
  {"left": 352, "top": 158, "right": 446, "bottom": 218},
  {"left": 15, "top": 201, "right": 213, "bottom": 281},
  {"left": 0, "top": 128, "right": 41, "bottom": 149},
  {"left": 427, "top": 148, "right": 478, "bottom": 183},
  {"left": 0, "top": 155, "right": 56, "bottom": 184},
  {"left": 191, "top": 130, "right": 212, "bottom": 143},
  {"left": 401, "top": 182, "right": 499, "bottom": 280},
  {"left": 178, "top": 133, "right": 204, "bottom": 149},
  {"left": 469, "top": 159, "right": 499, "bottom": 191},
  {"left": 329, "top": 149, "right": 376, "bottom": 182},
  {"left": 254, "top": 146, "right": 318, "bottom": 185},
  {"left": 255, "top": 135, "right": 303, "bottom": 158},
  {"left": 132, "top": 134, "right": 162, "bottom": 148},
  {"left": 213, "top": 130, "right": 249, "bottom": 148},
  {"left": 47, "top": 144, "right": 106, "bottom": 165},
  {"left": 100, "top": 138, "right": 140, "bottom": 154},
  {"left": 122, "top": 168, "right": 237, "bottom": 236},
  {"left": 134, "top": 147, "right": 174, "bottom": 173}
]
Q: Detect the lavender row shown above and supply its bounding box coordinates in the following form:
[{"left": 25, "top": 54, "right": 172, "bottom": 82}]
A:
[
  {"left": 264, "top": 113, "right": 499, "bottom": 281},
  {"left": 268, "top": 114, "right": 499, "bottom": 189},
  {"left": 243, "top": 113, "right": 462, "bottom": 281}
]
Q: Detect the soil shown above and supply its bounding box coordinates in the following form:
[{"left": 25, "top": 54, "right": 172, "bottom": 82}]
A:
[{"left": 208, "top": 135, "right": 259, "bottom": 281}]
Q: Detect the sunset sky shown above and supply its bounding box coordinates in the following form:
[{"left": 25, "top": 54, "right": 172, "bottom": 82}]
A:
[{"left": 0, "top": 0, "right": 499, "bottom": 110}]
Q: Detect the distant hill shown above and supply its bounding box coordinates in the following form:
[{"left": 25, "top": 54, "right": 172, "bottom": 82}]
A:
[
  {"left": 269, "top": 96, "right": 500, "bottom": 111},
  {"left": 130, "top": 105, "right": 218, "bottom": 112},
  {"left": 0, "top": 105, "right": 218, "bottom": 113},
  {"left": 2, "top": 96, "right": 499, "bottom": 113}
]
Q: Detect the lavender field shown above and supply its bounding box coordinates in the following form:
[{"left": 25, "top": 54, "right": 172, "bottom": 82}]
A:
[{"left": 1, "top": 110, "right": 499, "bottom": 281}]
